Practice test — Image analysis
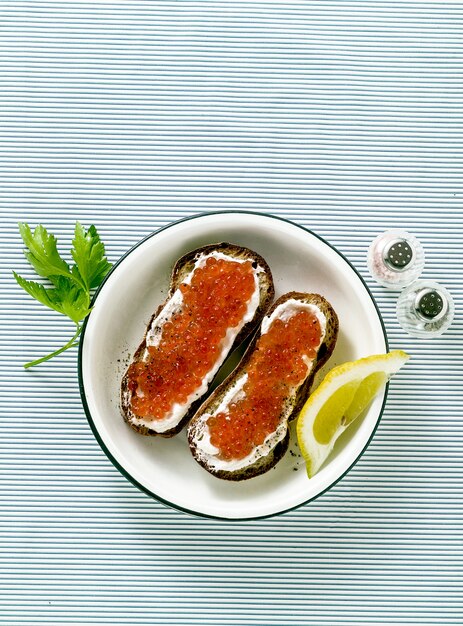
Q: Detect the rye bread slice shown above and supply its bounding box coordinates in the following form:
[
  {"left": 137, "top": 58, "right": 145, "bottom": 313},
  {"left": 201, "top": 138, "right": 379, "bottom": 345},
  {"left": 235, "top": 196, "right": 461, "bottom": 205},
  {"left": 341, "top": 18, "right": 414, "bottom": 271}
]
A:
[
  {"left": 121, "top": 242, "right": 274, "bottom": 437},
  {"left": 187, "top": 292, "right": 339, "bottom": 480}
]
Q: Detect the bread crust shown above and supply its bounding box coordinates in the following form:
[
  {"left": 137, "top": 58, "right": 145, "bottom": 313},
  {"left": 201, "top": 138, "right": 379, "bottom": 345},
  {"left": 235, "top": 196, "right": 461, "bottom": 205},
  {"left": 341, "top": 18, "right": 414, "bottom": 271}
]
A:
[
  {"left": 187, "top": 292, "right": 339, "bottom": 480},
  {"left": 120, "top": 242, "right": 275, "bottom": 437}
]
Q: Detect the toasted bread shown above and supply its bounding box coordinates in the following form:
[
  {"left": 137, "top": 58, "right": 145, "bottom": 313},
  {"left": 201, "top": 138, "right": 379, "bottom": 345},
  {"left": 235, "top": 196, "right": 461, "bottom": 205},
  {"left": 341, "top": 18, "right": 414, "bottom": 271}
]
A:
[
  {"left": 187, "top": 292, "right": 338, "bottom": 480},
  {"left": 121, "top": 243, "right": 274, "bottom": 437}
]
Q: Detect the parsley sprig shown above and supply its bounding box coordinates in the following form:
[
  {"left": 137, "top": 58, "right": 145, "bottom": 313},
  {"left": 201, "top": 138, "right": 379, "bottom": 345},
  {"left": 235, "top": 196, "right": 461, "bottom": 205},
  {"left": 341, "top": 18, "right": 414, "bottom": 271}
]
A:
[{"left": 14, "top": 222, "right": 112, "bottom": 368}]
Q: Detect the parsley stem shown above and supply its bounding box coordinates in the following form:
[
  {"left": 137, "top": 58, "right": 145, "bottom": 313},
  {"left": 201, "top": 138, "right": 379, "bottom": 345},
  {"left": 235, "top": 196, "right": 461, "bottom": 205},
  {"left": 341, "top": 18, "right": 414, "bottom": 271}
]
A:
[{"left": 24, "top": 324, "right": 82, "bottom": 369}]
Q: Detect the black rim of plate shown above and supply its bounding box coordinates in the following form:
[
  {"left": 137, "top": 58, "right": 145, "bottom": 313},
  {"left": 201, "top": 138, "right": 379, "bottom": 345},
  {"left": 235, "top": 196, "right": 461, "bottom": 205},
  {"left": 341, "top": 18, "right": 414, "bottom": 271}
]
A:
[{"left": 77, "top": 210, "right": 389, "bottom": 521}]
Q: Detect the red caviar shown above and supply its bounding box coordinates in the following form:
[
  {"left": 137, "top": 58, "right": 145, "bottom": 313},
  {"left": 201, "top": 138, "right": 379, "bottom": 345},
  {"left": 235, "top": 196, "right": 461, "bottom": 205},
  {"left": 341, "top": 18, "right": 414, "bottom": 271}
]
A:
[
  {"left": 127, "top": 256, "right": 256, "bottom": 420},
  {"left": 208, "top": 309, "right": 321, "bottom": 460}
]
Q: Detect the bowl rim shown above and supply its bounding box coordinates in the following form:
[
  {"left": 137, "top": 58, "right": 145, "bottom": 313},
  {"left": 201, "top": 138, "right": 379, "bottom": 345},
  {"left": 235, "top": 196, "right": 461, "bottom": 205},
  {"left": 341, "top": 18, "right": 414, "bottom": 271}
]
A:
[{"left": 78, "top": 210, "right": 389, "bottom": 521}]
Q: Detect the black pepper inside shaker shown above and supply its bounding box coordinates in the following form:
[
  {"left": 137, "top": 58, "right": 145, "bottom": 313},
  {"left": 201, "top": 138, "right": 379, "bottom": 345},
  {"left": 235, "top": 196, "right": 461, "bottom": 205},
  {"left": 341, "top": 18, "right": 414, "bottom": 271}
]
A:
[{"left": 397, "top": 280, "right": 454, "bottom": 338}]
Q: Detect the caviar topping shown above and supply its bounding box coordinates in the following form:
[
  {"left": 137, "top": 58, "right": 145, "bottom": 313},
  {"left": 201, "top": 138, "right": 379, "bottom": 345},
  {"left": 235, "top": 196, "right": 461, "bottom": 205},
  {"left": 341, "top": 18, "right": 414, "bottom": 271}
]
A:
[
  {"left": 207, "top": 308, "right": 321, "bottom": 461},
  {"left": 127, "top": 256, "right": 256, "bottom": 420}
]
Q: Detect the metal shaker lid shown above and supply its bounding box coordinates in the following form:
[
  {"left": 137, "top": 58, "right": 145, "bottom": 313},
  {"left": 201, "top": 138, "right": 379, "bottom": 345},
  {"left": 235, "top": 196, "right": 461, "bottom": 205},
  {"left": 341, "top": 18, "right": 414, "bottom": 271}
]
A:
[
  {"left": 415, "top": 288, "right": 448, "bottom": 322},
  {"left": 383, "top": 238, "right": 414, "bottom": 272}
]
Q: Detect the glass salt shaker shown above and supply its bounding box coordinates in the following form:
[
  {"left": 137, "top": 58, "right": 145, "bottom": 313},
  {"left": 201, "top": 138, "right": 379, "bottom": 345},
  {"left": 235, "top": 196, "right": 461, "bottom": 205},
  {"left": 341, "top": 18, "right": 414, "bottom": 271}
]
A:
[
  {"left": 397, "top": 280, "right": 454, "bottom": 338},
  {"left": 367, "top": 229, "right": 425, "bottom": 289}
]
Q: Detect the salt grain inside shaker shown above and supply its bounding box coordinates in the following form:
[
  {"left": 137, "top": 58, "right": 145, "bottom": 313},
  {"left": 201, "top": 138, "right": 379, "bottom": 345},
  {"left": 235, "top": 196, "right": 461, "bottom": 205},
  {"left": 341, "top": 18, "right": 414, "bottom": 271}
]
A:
[
  {"left": 367, "top": 229, "right": 425, "bottom": 289},
  {"left": 397, "top": 280, "right": 454, "bottom": 338}
]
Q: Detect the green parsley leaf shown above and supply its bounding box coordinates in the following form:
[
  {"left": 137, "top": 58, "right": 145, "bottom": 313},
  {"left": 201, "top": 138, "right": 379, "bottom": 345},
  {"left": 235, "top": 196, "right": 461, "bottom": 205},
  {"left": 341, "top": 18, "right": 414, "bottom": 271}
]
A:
[
  {"left": 13, "top": 272, "right": 65, "bottom": 315},
  {"left": 18, "top": 223, "right": 72, "bottom": 282},
  {"left": 50, "top": 276, "right": 92, "bottom": 324},
  {"left": 13, "top": 273, "right": 91, "bottom": 325},
  {"left": 14, "top": 222, "right": 111, "bottom": 368},
  {"left": 71, "top": 222, "right": 112, "bottom": 291}
]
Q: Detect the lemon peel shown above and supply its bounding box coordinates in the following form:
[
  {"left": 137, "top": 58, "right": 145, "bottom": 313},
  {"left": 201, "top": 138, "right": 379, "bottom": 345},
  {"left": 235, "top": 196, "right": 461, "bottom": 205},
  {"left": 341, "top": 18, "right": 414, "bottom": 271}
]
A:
[{"left": 297, "top": 350, "right": 409, "bottom": 478}]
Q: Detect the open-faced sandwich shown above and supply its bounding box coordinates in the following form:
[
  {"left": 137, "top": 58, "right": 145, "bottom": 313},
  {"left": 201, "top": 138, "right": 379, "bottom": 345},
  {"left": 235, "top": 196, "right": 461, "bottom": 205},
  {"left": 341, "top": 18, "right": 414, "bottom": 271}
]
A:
[
  {"left": 121, "top": 243, "right": 274, "bottom": 436},
  {"left": 188, "top": 292, "right": 338, "bottom": 480}
]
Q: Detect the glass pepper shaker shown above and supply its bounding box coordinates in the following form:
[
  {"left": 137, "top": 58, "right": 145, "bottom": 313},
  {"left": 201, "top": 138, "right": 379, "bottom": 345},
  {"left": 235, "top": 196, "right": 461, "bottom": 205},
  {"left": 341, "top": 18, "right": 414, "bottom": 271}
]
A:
[
  {"left": 396, "top": 280, "right": 454, "bottom": 338},
  {"left": 367, "top": 229, "right": 425, "bottom": 289}
]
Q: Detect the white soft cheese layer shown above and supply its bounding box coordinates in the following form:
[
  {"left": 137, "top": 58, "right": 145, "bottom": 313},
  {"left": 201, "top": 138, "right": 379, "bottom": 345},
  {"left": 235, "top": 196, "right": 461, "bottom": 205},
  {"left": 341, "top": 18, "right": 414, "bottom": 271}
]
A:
[
  {"left": 127, "top": 251, "right": 262, "bottom": 433},
  {"left": 261, "top": 300, "right": 327, "bottom": 337},
  {"left": 194, "top": 299, "right": 327, "bottom": 471}
]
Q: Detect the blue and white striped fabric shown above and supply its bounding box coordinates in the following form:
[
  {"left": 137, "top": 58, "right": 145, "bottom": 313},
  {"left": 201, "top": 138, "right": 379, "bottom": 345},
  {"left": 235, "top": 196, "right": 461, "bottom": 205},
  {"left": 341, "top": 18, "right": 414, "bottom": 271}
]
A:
[{"left": 1, "top": 2, "right": 462, "bottom": 624}]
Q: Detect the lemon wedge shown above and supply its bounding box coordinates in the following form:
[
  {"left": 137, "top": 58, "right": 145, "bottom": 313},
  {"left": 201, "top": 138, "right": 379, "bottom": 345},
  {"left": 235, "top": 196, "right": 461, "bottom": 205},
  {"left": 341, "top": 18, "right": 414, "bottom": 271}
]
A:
[{"left": 297, "top": 350, "right": 409, "bottom": 478}]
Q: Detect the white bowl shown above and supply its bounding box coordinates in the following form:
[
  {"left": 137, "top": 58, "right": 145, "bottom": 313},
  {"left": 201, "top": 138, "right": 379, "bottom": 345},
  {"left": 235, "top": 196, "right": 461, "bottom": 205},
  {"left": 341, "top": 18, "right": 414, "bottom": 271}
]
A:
[{"left": 78, "top": 211, "right": 388, "bottom": 520}]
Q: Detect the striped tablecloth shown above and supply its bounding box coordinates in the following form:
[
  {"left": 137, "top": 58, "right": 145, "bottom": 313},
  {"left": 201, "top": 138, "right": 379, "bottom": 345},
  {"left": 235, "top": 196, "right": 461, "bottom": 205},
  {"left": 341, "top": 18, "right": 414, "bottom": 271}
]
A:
[{"left": 1, "top": 2, "right": 462, "bottom": 624}]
